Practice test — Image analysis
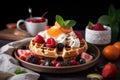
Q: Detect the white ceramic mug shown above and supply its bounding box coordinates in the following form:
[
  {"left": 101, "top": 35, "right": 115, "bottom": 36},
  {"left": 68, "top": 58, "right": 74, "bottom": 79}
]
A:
[{"left": 17, "top": 17, "right": 48, "bottom": 36}]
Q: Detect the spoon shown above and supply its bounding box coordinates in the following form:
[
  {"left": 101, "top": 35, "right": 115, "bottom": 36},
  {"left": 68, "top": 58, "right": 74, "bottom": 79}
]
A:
[{"left": 28, "top": 8, "right": 32, "bottom": 18}]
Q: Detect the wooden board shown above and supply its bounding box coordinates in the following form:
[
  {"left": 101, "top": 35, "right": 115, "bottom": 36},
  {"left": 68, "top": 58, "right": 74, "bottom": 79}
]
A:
[{"left": 0, "top": 28, "right": 33, "bottom": 40}]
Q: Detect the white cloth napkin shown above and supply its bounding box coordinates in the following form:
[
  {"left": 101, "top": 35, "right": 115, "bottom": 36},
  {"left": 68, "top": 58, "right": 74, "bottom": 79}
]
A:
[{"left": 0, "top": 38, "right": 40, "bottom": 80}]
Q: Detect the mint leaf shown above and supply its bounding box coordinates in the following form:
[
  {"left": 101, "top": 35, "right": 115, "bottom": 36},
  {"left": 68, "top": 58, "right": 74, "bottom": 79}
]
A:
[
  {"left": 56, "top": 15, "right": 64, "bottom": 26},
  {"left": 64, "top": 20, "right": 76, "bottom": 27},
  {"left": 97, "top": 15, "right": 110, "bottom": 25},
  {"left": 15, "top": 69, "right": 27, "bottom": 74},
  {"left": 56, "top": 15, "right": 76, "bottom": 27},
  {"left": 87, "top": 21, "right": 94, "bottom": 27}
]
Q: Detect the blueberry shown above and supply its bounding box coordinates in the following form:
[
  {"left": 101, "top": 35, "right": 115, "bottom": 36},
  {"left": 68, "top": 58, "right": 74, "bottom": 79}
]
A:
[
  {"left": 62, "top": 60, "right": 71, "bottom": 66},
  {"left": 26, "top": 55, "right": 38, "bottom": 64},
  {"left": 45, "top": 61, "right": 51, "bottom": 66},
  {"left": 57, "top": 43, "right": 64, "bottom": 51},
  {"left": 79, "top": 58, "right": 86, "bottom": 64}
]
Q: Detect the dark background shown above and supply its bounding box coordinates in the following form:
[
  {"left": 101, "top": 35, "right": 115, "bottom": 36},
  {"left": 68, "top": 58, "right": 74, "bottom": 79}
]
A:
[{"left": 0, "top": 0, "right": 120, "bottom": 30}]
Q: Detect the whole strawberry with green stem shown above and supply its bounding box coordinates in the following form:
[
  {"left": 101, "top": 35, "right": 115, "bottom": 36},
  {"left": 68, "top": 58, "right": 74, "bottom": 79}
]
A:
[{"left": 102, "top": 62, "right": 118, "bottom": 78}]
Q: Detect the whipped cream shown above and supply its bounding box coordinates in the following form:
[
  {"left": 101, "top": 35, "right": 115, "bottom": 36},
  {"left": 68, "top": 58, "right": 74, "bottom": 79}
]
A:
[{"left": 38, "top": 31, "right": 80, "bottom": 48}]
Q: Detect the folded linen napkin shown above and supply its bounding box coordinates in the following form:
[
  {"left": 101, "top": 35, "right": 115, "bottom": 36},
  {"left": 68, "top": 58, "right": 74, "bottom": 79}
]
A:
[{"left": 0, "top": 38, "right": 40, "bottom": 80}]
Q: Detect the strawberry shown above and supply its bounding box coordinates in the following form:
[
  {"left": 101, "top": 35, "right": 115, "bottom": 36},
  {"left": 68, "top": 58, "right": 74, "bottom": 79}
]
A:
[
  {"left": 80, "top": 52, "right": 93, "bottom": 62},
  {"left": 19, "top": 56, "right": 26, "bottom": 61},
  {"left": 74, "top": 31, "right": 83, "bottom": 40},
  {"left": 17, "top": 49, "right": 32, "bottom": 61},
  {"left": 46, "top": 38, "right": 56, "bottom": 48},
  {"left": 34, "top": 35, "right": 45, "bottom": 43},
  {"left": 102, "top": 63, "right": 118, "bottom": 78},
  {"left": 45, "top": 25, "right": 51, "bottom": 30}
]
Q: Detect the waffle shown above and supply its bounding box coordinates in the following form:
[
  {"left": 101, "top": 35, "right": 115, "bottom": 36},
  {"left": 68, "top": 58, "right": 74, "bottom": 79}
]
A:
[{"left": 29, "top": 38, "right": 88, "bottom": 61}]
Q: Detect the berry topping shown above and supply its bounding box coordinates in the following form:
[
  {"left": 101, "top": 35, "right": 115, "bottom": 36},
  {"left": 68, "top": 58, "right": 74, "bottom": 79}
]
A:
[
  {"left": 39, "top": 17, "right": 46, "bottom": 22},
  {"left": 46, "top": 38, "right": 56, "bottom": 48},
  {"left": 88, "top": 22, "right": 106, "bottom": 31},
  {"left": 74, "top": 31, "right": 83, "bottom": 40},
  {"left": 34, "top": 35, "right": 45, "bottom": 43},
  {"left": 27, "top": 17, "right": 46, "bottom": 23},
  {"left": 93, "top": 23, "right": 106, "bottom": 30},
  {"left": 27, "top": 19, "right": 41, "bottom": 23}
]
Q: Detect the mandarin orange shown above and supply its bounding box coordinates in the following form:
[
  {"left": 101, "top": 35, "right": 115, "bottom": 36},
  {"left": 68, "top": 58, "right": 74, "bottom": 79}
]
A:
[
  {"left": 55, "top": 21, "right": 73, "bottom": 33},
  {"left": 102, "top": 45, "right": 119, "bottom": 60},
  {"left": 113, "top": 41, "right": 120, "bottom": 55},
  {"left": 47, "top": 22, "right": 73, "bottom": 37},
  {"left": 47, "top": 26, "right": 63, "bottom": 37}
]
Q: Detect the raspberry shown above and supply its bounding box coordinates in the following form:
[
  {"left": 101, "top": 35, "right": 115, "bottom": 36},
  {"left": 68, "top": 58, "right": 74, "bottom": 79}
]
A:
[
  {"left": 70, "top": 60, "right": 77, "bottom": 65},
  {"left": 55, "top": 62, "right": 62, "bottom": 67},
  {"left": 51, "top": 60, "right": 57, "bottom": 66},
  {"left": 46, "top": 38, "right": 56, "bottom": 48},
  {"left": 92, "top": 23, "right": 106, "bottom": 31},
  {"left": 74, "top": 31, "right": 83, "bottom": 40},
  {"left": 34, "top": 35, "right": 45, "bottom": 43}
]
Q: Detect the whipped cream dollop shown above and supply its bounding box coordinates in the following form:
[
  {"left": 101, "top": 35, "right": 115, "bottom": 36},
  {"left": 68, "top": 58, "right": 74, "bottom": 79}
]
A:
[{"left": 38, "top": 31, "right": 80, "bottom": 48}]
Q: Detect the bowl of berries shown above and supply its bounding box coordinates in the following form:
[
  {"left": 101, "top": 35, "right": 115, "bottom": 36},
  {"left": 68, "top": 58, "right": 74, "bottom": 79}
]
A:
[
  {"left": 85, "top": 22, "right": 111, "bottom": 45},
  {"left": 14, "top": 42, "right": 100, "bottom": 73}
]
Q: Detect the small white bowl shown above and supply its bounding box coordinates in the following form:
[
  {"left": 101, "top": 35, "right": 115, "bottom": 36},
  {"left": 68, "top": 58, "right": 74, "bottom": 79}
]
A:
[{"left": 85, "top": 25, "right": 111, "bottom": 45}]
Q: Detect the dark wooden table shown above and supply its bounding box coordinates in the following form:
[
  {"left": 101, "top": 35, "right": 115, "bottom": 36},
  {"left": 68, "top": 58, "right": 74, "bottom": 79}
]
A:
[{"left": 0, "top": 30, "right": 120, "bottom": 80}]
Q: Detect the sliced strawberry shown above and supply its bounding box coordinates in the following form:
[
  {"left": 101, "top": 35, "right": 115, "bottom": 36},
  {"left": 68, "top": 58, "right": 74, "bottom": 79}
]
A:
[
  {"left": 74, "top": 31, "right": 83, "bottom": 40},
  {"left": 17, "top": 49, "right": 32, "bottom": 60},
  {"left": 46, "top": 38, "right": 56, "bottom": 48},
  {"left": 34, "top": 35, "right": 45, "bottom": 43},
  {"left": 19, "top": 56, "right": 26, "bottom": 61},
  {"left": 80, "top": 52, "right": 93, "bottom": 62}
]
